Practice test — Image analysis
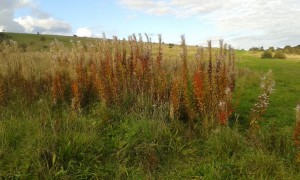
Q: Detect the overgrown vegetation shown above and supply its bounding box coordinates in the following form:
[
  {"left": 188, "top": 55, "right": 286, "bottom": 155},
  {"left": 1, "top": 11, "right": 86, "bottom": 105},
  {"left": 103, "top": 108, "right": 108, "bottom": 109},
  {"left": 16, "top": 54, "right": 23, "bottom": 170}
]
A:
[
  {"left": 261, "top": 50, "right": 273, "bottom": 59},
  {"left": 273, "top": 51, "right": 287, "bottom": 59},
  {"left": 261, "top": 50, "right": 287, "bottom": 59},
  {"left": 0, "top": 34, "right": 299, "bottom": 179},
  {"left": 0, "top": 33, "right": 11, "bottom": 42}
]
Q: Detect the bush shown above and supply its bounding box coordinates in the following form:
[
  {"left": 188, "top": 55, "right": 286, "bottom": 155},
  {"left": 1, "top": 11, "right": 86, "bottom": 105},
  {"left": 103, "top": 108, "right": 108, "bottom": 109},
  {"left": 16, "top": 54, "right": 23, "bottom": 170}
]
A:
[
  {"left": 40, "top": 36, "right": 46, "bottom": 41},
  {"left": 169, "top": 43, "right": 174, "bottom": 48},
  {"left": 19, "top": 43, "right": 28, "bottom": 52},
  {"left": 273, "top": 51, "right": 286, "bottom": 59},
  {"left": 0, "top": 33, "right": 11, "bottom": 42},
  {"left": 261, "top": 50, "right": 273, "bottom": 59}
]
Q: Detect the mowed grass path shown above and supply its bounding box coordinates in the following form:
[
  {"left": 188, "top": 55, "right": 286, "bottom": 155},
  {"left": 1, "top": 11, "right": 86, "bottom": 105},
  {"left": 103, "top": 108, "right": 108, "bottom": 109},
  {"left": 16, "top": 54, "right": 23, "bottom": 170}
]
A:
[{"left": 236, "top": 51, "right": 300, "bottom": 126}]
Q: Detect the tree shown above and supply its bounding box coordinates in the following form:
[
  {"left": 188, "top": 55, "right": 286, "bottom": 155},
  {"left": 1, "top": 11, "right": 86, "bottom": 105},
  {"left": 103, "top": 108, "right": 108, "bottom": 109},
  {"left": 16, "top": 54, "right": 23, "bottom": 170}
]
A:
[
  {"left": 249, "top": 47, "right": 260, "bottom": 51},
  {"left": 260, "top": 46, "right": 264, "bottom": 51},
  {"left": 268, "top": 46, "right": 275, "bottom": 52},
  {"left": 0, "top": 33, "right": 10, "bottom": 42},
  {"left": 283, "top": 45, "right": 293, "bottom": 54}
]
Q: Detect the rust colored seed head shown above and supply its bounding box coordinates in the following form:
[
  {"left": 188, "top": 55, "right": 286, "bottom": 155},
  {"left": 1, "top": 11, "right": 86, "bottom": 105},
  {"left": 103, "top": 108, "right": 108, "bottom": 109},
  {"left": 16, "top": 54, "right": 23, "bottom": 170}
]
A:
[
  {"left": 193, "top": 68, "right": 205, "bottom": 114},
  {"left": 294, "top": 104, "right": 300, "bottom": 146}
]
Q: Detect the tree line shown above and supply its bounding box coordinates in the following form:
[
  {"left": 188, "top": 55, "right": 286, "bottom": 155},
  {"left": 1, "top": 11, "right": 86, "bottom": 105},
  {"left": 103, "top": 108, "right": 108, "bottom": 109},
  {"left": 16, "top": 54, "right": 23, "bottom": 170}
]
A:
[{"left": 250, "top": 45, "right": 300, "bottom": 55}]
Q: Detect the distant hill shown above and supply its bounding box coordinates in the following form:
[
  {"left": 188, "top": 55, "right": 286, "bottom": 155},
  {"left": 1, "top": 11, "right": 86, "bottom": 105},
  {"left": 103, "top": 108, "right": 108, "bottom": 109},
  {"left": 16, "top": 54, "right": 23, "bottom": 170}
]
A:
[{"left": 0, "top": 32, "right": 98, "bottom": 52}]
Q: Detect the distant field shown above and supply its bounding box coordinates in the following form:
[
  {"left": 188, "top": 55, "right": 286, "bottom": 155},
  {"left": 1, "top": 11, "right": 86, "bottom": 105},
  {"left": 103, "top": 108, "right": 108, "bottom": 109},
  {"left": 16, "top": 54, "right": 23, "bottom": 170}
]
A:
[{"left": 235, "top": 50, "right": 300, "bottom": 126}]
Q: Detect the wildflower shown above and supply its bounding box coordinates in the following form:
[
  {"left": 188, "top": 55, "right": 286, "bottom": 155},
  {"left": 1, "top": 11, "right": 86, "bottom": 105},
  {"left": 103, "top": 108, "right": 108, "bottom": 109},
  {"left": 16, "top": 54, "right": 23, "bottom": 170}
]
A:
[
  {"left": 219, "top": 101, "right": 225, "bottom": 107},
  {"left": 294, "top": 104, "right": 300, "bottom": 154},
  {"left": 296, "top": 104, "right": 300, "bottom": 117},
  {"left": 249, "top": 70, "right": 275, "bottom": 131},
  {"left": 225, "top": 87, "right": 231, "bottom": 95}
]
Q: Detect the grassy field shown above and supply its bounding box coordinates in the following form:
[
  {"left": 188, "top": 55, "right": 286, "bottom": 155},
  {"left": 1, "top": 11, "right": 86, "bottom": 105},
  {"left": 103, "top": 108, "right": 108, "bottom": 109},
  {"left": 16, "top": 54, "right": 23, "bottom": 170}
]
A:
[
  {"left": 235, "top": 51, "right": 300, "bottom": 126},
  {"left": 0, "top": 33, "right": 300, "bottom": 179}
]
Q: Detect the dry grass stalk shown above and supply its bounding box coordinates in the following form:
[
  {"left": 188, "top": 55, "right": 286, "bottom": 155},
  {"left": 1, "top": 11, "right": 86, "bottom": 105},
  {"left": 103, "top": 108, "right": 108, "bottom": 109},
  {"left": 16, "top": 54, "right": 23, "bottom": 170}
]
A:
[
  {"left": 0, "top": 36, "right": 237, "bottom": 133},
  {"left": 294, "top": 104, "right": 300, "bottom": 163},
  {"left": 52, "top": 72, "right": 65, "bottom": 105},
  {"left": 193, "top": 66, "right": 205, "bottom": 115},
  {"left": 169, "top": 77, "right": 181, "bottom": 121},
  {"left": 0, "top": 75, "right": 6, "bottom": 105}
]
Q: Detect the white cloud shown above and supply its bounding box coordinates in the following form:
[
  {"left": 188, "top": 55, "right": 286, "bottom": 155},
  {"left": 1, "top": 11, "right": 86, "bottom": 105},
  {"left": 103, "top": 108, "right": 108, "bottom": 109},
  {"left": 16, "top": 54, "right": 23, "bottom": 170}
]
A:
[
  {"left": 14, "top": 15, "right": 71, "bottom": 35},
  {"left": 76, "top": 27, "right": 93, "bottom": 37},
  {"left": 0, "top": 0, "right": 33, "bottom": 32},
  {"left": 0, "top": 25, "right": 4, "bottom": 32},
  {"left": 119, "top": 0, "right": 173, "bottom": 15},
  {"left": 126, "top": 14, "right": 137, "bottom": 20},
  {"left": 118, "top": 0, "right": 300, "bottom": 49},
  {"left": 0, "top": 0, "right": 71, "bottom": 35},
  {"left": 0, "top": 0, "right": 34, "bottom": 9}
]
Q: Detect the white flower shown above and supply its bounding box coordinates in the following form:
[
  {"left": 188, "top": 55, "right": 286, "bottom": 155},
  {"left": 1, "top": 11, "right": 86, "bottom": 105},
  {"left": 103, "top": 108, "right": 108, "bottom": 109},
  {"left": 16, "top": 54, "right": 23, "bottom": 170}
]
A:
[
  {"left": 225, "top": 87, "right": 231, "bottom": 95},
  {"left": 296, "top": 104, "right": 300, "bottom": 113},
  {"left": 219, "top": 101, "right": 225, "bottom": 107}
]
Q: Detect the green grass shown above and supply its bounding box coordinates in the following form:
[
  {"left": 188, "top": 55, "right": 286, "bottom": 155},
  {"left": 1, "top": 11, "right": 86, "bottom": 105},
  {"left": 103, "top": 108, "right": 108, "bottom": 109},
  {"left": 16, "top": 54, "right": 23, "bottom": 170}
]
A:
[
  {"left": 1, "top": 101, "right": 299, "bottom": 179},
  {"left": 235, "top": 50, "right": 300, "bottom": 126}
]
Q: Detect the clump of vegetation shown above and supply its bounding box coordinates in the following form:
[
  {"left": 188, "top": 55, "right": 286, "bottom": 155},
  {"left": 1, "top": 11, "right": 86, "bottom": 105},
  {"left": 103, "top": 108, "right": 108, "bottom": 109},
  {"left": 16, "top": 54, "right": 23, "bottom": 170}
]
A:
[
  {"left": 40, "top": 35, "right": 46, "bottom": 41},
  {"left": 18, "top": 43, "right": 28, "bottom": 52},
  {"left": 261, "top": 50, "right": 287, "bottom": 59},
  {"left": 0, "top": 33, "right": 11, "bottom": 42},
  {"left": 261, "top": 50, "right": 273, "bottom": 59},
  {"left": 273, "top": 51, "right": 287, "bottom": 59}
]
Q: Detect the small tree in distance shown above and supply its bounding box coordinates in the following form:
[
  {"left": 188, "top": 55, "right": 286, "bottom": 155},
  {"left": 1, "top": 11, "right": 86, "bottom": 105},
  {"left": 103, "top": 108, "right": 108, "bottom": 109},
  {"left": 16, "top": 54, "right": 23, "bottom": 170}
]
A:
[
  {"left": 273, "top": 51, "right": 287, "bottom": 59},
  {"left": 261, "top": 50, "right": 273, "bottom": 59},
  {"left": 168, "top": 43, "right": 174, "bottom": 48}
]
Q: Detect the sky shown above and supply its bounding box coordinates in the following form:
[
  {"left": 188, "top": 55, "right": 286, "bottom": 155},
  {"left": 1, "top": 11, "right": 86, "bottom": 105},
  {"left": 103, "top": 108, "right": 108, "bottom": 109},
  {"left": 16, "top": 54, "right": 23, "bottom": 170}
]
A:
[{"left": 0, "top": 0, "right": 300, "bottom": 49}]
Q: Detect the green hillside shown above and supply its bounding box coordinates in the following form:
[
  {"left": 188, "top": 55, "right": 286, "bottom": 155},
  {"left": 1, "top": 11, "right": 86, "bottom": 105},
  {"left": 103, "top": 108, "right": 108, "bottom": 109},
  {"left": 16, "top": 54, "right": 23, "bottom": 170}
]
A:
[{"left": 1, "top": 32, "right": 97, "bottom": 51}]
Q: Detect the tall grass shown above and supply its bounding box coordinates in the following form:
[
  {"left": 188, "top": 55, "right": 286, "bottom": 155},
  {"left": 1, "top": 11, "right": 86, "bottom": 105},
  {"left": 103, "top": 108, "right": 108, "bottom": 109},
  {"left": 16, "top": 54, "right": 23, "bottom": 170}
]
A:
[{"left": 0, "top": 35, "right": 237, "bottom": 131}]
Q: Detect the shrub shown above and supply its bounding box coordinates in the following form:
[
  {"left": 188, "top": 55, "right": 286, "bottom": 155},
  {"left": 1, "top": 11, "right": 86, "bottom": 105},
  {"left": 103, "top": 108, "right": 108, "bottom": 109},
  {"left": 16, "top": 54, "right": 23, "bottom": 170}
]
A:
[
  {"left": 169, "top": 43, "right": 174, "bottom": 48},
  {"left": 19, "top": 43, "right": 28, "bottom": 52},
  {"left": 273, "top": 51, "right": 286, "bottom": 59},
  {"left": 0, "top": 33, "right": 11, "bottom": 42},
  {"left": 40, "top": 36, "right": 46, "bottom": 41},
  {"left": 261, "top": 50, "right": 273, "bottom": 59}
]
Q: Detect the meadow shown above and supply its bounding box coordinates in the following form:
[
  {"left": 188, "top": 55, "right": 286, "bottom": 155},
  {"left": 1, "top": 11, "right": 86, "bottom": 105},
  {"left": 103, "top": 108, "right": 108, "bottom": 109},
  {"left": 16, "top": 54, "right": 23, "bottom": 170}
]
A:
[{"left": 0, "top": 32, "right": 300, "bottom": 179}]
